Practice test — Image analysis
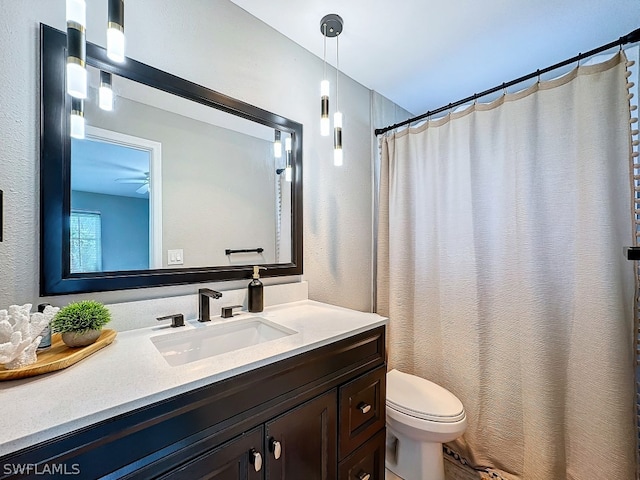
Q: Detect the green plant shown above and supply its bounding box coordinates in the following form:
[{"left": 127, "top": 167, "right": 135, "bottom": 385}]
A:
[{"left": 51, "top": 300, "right": 111, "bottom": 334}]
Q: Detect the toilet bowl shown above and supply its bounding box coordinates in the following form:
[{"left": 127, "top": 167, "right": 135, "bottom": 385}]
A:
[{"left": 385, "top": 369, "right": 467, "bottom": 480}]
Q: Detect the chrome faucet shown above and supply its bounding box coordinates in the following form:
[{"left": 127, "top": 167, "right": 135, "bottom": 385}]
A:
[{"left": 198, "top": 288, "right": 222, "bottom": 322}]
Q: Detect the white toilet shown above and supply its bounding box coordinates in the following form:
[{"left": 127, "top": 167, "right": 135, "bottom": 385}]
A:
[{"left": 385, "top": 369, "right": 467, "bottom": 480}]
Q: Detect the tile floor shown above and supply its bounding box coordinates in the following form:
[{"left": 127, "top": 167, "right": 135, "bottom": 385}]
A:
[{"left": 384, "top": 455, "right": 485, "bottom": 480}]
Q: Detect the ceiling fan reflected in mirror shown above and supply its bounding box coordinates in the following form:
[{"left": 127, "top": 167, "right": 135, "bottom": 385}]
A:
[{"left": 115, "top": 171, "right": 149, "bottom": 195}]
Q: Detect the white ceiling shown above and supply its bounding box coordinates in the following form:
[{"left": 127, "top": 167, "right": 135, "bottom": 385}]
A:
[{"left": 229, "top": 0, "right": 639, "bottom": 115}]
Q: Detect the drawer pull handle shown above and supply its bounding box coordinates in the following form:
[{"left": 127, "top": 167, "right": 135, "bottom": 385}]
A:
[
  {"left": 357, "top": 472, "right": 371, "bottom": 480},
  {"left": 358, "top": 402, "right": 372, "bottom": 414},
  {"left": 249, "top": 449, "right": 262, "bottom": 472},
  {"left": 269, "top": 437, "right": 282, "bottom": 460}
]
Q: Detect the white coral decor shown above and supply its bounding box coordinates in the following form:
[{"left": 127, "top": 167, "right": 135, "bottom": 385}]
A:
[{"left": 0, "top": 304, "right": 60, "bottom": 370}]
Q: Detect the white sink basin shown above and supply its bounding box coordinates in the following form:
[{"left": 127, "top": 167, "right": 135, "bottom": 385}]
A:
[{"left": 151, "top": 317, "right": 297, "bottom": 367}]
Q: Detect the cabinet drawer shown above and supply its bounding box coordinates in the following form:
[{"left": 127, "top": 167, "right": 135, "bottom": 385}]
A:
[
  {"left": 338, "top": 365, "right": 386, "bottom": 459},
  {"left": 338, "top": 429, "right": 386, "bottom": 480}
]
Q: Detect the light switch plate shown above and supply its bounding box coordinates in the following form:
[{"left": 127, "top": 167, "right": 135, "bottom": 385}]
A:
[{"left": 167, "top": 249, "right": 184, "bottom": 265}]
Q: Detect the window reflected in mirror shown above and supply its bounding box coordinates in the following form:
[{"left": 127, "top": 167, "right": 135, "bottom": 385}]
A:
[{"left": 69, "top": 210, "right": 103, "bottom": 273}]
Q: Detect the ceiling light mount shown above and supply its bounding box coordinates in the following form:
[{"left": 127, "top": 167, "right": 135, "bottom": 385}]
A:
[{"left": 320, "top": 14, "right": 343, "bottom": 38}]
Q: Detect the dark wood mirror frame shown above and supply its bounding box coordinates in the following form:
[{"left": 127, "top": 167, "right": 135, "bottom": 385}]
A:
[{"left": 40, "top": 24, "right": 303, "bottom": 295}]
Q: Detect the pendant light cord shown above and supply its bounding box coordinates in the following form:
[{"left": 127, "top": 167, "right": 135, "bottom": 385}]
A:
[
  {"left": 335, "top": 34, "right": 340, "bottom": 111},
  {"left": 323, "top": 24, "right": 327, "bottom": 81}
]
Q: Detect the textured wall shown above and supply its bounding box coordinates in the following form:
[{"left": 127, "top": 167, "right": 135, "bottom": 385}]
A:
[{"left": 0, "top": 0, "right": 381, "bottom": 312}]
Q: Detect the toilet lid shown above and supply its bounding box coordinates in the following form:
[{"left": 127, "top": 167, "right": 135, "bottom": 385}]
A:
[{"left": 386, "top": 369, "right": 465, "bottom": 423}]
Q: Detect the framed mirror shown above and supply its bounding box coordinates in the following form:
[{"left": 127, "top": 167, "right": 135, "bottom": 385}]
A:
[{"left": 40, "top": 24, "right": 303, "bottom": 295}]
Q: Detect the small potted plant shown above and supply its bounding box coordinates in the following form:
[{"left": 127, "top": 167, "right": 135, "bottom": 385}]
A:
[{"left": 51, "top": 300, "right": 111, "bottom": 347}]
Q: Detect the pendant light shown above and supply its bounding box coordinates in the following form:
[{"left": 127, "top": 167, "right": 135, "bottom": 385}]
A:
[
  {"left": 99, "top": 71, "right": 114, "bottom": 111},
  {"left": 320, "top": 22, "right": 330, "bottom": 136},
  {"left": 320, "top": 14, "right": 344, "bottom": 166},
  {"left": 285, "top": 137, "right": 292, "bottom": 182},
  {"left": 333, "top": 32, "right": 343, "bottom": 167},
  {"left": 274, "top": 130, "right": 282, "bottom": 158},
  {"left": 107, "top": 0, "right": 125, "bottom": 63},
  {"left": 66, "top": 0, "right": 87, "bottom": 99},
  {"left": 70, "top": 98, "right": 85, "bottom": 139},
  {"left": 320, "top": 14, "right": 342, "bottom": 138}
]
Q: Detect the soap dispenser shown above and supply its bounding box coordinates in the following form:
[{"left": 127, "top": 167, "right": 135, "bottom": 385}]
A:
[{"left": 248, "top": 266, "right": 266, "bottom": 313}]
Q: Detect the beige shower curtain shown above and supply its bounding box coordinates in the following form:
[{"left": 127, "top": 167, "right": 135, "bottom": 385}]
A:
[{"left": 377, "top": 52, "right": 636, "bottom": 480}]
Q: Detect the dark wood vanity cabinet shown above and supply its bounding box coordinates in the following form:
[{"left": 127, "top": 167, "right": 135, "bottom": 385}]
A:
[{"left": 0, "top": 326, "right": 386, "bottom": 480}]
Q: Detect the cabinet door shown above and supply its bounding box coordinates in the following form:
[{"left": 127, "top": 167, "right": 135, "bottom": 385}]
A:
[
  {"left": 265, "top": 389, "right": 337, "bottom": 479},
  {"left": 161, "top": 426, "right": 264, "bottom": 480}
]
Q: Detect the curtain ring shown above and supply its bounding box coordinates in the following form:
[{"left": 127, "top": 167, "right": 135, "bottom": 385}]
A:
[
  {"left": 536, "top": 69, "right": 541, "bottom": 84},
  {"left": 502, "top": 83, "right": 507, "bottom": 95}
]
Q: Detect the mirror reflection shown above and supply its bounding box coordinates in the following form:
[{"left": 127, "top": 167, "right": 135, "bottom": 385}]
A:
[
  {"left": 70, "top": 65, "right": 293, "bottom": 273},
  {"left": 40, "top": 24, "right": 302, "bottom": 295}
]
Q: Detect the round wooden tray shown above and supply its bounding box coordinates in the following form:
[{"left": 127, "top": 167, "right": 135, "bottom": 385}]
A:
[{"left": 0, "top": 329, "right": 117, "bottom": 381}]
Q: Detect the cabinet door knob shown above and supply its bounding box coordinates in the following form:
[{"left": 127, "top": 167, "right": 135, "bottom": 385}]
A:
[
  {"left": 357, "top": 472, "right": 371, "bottom": 480},
  {"left": 269, "top": 437, "right": 282, "bottom": 460},
  {"left": 357, "top": 402, "right": 371, "bottom": 414},
  {"left": 249, "top": 449, "right": 262, "bottom": 472}
]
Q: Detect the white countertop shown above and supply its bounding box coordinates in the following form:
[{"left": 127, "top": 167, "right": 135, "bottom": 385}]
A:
[{"left": 0, "top": 300, "right": 386, "bottom": 457}]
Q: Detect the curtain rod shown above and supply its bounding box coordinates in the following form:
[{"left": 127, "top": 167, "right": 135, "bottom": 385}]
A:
[{"left": 375, "top": 27, "right": 640, "bottom": 136}]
